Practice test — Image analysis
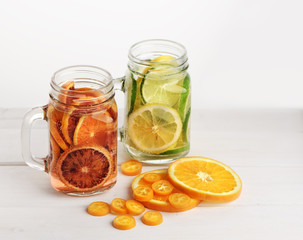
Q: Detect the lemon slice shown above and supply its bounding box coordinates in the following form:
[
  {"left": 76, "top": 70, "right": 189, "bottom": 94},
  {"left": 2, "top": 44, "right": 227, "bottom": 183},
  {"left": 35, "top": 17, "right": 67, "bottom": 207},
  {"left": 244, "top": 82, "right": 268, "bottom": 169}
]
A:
[{"left": 128, "top": 104, "right": 182, "bottom": 154}]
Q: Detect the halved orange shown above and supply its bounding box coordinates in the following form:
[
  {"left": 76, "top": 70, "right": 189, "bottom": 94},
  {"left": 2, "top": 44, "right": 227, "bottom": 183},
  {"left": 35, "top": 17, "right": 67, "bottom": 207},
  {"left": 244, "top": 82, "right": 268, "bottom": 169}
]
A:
[
  {"left": 73, "top": 110, "right": 116, "bottom": 148},
  {"left": 132, "top": 169, "right": 200, "bottom": 212},
  {"left": 56, "top": 145, "right": 112, "bottom": 192},
  {"left": 47, "top": 104, "right": 69, "bottom": 150},
  {"left": 168, "top": 157, "right": 242, "bottom": 202}
]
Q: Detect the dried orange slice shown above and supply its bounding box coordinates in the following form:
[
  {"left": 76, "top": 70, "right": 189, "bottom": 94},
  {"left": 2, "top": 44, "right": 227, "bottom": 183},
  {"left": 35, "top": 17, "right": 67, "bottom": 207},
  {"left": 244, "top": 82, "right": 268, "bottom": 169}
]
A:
[
  {"left": 113, "top": 215, "right": 136, "bottom": 230},
  {"left": 50, "top": 134, "right": 61, "bottom": 162},
  {"left": 133, "top": 186, "right": 154, "bottom": 202},
  {"left": 168, "top": 193, "right": 191, "bottom": 209},
  {"left": 73, "top": 110, "right": 115, "bottom": 147},
  {"left": 141, "top": 211, "right": 163, "bottom": 226},
  {"left": 56, "top": 145, "right": 112, "bottom": 192},
  {"left": 59, "top": 81, "right": 75, "bottom": 105},
  {"left": 152, "top": 180, "right": 174, "bottom": 196},
  {"left": 132, "top": 169, "right": 200, "bottom": 212},
  {"left": 125, "top": 200, "right": 145, "bottom": 216},
  {"left": 143, "top": 173, "right": 163, "bottom": 184},
  {"left": 87, "top": 201, "right": 110, "bottom": 216},
  {"left": 168, "top": 157, "right": 242, "bottom": 202},
  {"left": 110, "top": 198, "right": 128, "bottom": 215},
  {"left": 61, "top": 108, "right": 80, "bottom": 145},
  {"left": 47, "top": 105, "right": 69, "bottom": 150},
  {"left": 121, "top": 160, "right": 142, "bottom": 176}
]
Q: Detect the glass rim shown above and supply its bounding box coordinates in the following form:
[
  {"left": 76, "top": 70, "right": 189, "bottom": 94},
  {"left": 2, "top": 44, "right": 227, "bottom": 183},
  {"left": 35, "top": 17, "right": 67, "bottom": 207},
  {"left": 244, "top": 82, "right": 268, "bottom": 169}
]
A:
[
  {"left": 51, "top": 65, "right": 113, "bottom": 94},
  {"left": 128, "top": 39, "right": 188, "bottom": 65}
]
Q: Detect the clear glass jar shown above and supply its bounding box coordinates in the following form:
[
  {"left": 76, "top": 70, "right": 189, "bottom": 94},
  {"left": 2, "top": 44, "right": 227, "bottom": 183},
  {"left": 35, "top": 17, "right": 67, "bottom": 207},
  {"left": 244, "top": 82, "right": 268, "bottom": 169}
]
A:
[
  {"left": 122, "top": 39, "right": 191, "bottom": 164},
  {"left": 22, "top": 66, "right": 117, "bottom": 196}
]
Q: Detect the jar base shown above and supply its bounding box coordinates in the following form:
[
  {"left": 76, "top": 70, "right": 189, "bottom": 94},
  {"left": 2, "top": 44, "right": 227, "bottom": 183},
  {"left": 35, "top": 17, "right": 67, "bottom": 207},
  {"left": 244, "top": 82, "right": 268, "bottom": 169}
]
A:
[
  {"left": 64, "top": 181, "right": 116, "bottom": 197},
  {"left": 124, "top": 144, "right": 189, "bottom": 165}
]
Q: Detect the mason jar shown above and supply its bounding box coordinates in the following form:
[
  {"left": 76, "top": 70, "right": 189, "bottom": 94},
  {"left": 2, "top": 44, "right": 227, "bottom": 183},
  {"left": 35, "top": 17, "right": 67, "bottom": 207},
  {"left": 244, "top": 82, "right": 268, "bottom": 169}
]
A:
[
  {"left": 22, "top": 66, "right": 117, "bottom": 196},
  {"left": 121, "top": 39, "right": 191, "bottom": 164}
]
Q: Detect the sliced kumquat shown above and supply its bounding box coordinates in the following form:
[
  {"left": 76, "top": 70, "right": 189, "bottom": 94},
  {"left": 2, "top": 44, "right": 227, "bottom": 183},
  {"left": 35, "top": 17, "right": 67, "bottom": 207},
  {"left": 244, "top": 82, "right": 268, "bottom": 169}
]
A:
[
  {"left": 113, "top": 215, "right": 136, "bottom": 230},
  {"left": 125, "top": 200, "right": 145, "bottom": 216},
  {"left": 121, "top": 160, "right": 142, "bottom": 176},
  {"left": 133, "top": 186, "right": 154, "bottom": 202},
  {"left": 152, "top": 180, "right": 174, "bottom": 196},
  {"left": 132, "top": 169, "right": 201, "bottom": 212},
  {"left": 87, "top": 201, "right": 110, "bottom": 216},
  {"left": 143, "top": 173, "right": 163, "bottom": 184},
  {"left": 141, "top": 211, "right": 163, "bottom": 226},
  {"left": 110, "top": 198, "right": 128, "bottom": 214},
  {"left": 168, "top": 193, "right": 191, "bottom": 209}
]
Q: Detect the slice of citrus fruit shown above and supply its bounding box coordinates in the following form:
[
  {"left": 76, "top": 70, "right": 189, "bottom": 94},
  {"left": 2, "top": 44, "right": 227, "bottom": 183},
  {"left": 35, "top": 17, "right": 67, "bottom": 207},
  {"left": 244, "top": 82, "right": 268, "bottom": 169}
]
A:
[
  {"left": 59, "top": 81, "right": 75, "bottom": 105},
  {"left": 87, "top": 201, "right": 110, "bottom": 216},
  {"left": 125, "top": 200, "right": 145, "bottom": 216},
  {"left": 113, "top": 215, "right": 136, "bottom": 230},
  {"left": 140, "top": 55, "right": 186, "bottom": 107},
  {"left": 133, "top": 186, "right": 154, "bottom": 202},
  {"left": 152, "top": 180, "right": 174, "bottom": 196},
  {"left": 73, "top": 110, "right": 115, "bottom": 147},
  {"left": 168, "top": 193, "right": 191, "bottom": 209},
  {"left": 61, "top": 108, "right": 80, "bottom": 145},
  {"left": 128, "top": 104, "right": 182, "bottom": 154},
  {"left": 56, "top": 145, "right": 112, "bottom": 192},
  {"left": 121, "top": 160, "right": 142, "bottom": 176},
  {"left": 143, "top": 173, "right": 163, "bottom": 184},
  {"left": 110, "top": 198, "right": 128, "bottom": 214},
  {"left": 168, "top": 157, "right": 242, "bottom": 202},
  {"left": 132, "top": 169, "right": 200, "bottom": 212},
  {"left": 141, "top": 211, "right": 163, "bottom": 226},
  {"left": 47, "top": 105, "right": 69, "bottom": 150}
]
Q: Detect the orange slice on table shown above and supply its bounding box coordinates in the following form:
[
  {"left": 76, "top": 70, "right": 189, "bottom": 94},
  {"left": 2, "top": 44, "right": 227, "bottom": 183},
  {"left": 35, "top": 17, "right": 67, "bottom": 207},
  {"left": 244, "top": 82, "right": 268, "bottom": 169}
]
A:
[
  {"left": 168, "top": 157, "right": 242, "bottom": 202},
  {"left": 121, "top": 160, "right": 142, "bottom": 176},
  {"left": 132, "top": 169, "right": 200, "bottom": 212},
  {"left": 87, "top": 201, "right": 110, "bottom": 216},
  {"left": 110, "top": 198, "right": 128, "bottom": 215},
  {"left": 56, "top": 145, "right": 112, "bottom": 192},
  {"left": 113, "top": 215, "right": 136, "bottom": 230},
  {"left": 47, "top": 105, "right": 69, "bottom": 150},
  {"left": 141, "top": 211, "right": 163, "bottom": 226}
]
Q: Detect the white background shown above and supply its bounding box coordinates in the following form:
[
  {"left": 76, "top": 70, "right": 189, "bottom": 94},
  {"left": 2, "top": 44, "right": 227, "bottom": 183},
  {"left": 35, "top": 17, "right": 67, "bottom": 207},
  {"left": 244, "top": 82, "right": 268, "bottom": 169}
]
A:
[{"left": 0, "top": 0, "right": 302, "bottom": 109}]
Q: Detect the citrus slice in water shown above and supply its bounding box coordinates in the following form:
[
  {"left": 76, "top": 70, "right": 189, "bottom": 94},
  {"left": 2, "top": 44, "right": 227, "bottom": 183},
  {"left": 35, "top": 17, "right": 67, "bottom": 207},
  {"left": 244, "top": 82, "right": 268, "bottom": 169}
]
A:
[
  {"left": 128, "top": 104, "right": 182, "bottom": 154},
  {"left": 140, "top": 55, "right": 187, "bottom": 107},
  {"left": 56, "top": 145, "right": 112, "bottom": 192},
  {"left": 168, "top": 157, "right": 242, "bottom": 202}
]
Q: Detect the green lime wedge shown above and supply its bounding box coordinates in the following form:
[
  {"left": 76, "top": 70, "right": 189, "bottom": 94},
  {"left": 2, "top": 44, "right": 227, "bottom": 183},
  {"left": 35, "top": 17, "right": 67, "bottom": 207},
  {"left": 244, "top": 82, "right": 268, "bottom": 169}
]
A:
[
  {"left": 182, "top": 108, "right": 191, "bottom": 142},
  {"left": 127, "top": 74, "right": 137, "bottom": 115},
  {"left": 178, "top": 74, "right": 191, "bottom": 122},
  {"left": 162, "top": 144, "right": 190, "bottom": 155}
]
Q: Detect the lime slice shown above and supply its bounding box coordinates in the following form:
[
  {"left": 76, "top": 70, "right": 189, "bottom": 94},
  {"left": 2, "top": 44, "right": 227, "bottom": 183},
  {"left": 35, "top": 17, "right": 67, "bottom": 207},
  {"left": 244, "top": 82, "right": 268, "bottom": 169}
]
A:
[
  {"left": 126, "top": 74, "right": 137, "bottom": 115},
  {"left": 140, "top": 56, "right": 186, "bottom": 107},
  {"left": 178, "top": 74, "right": 191, "bottom": 122},
  {"left": 128, "top": 104, "right": 182, "bottom": 154}
]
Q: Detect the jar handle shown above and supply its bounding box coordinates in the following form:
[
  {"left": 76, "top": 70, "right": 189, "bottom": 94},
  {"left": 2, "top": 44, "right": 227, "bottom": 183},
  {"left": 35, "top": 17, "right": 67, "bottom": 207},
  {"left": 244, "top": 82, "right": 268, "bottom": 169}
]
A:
[
  {"left": 113, "top": 76, "right": 125, "bottom": 92},
  {"left": 21, "top": 105, "right": 48, "bottom": 172}
]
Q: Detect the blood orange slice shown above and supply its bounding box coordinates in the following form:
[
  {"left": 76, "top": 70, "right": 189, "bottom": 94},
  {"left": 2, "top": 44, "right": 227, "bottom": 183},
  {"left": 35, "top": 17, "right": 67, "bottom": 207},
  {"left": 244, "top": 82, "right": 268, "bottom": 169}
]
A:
[
  {"left": 56, "top": 145, "right": 113, "bottom": 192},
  {"left": 132, "top": 169, "right": 201, "bottom": 212},
  {"left": 47, "top": 105, "right": 69, "bottom": 150},
  {"left": 73, "top": 110, "right": 116, "bottom": 147}
]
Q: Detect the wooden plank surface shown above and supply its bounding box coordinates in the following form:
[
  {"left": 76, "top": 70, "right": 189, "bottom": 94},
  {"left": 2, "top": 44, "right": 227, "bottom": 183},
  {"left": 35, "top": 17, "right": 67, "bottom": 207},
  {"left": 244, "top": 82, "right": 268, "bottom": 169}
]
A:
[{"left": 1, "top": 108, "right": 303, "bottom": 239}]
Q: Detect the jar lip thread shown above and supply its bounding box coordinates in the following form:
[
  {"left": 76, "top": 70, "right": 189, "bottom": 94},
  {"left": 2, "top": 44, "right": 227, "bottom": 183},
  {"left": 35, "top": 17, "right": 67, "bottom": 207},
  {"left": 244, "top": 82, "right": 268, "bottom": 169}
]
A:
[
  {"left": 128, "top": 39, "right": 188, "bottom": 67},
  {"left": 50, "top": 65, "right": 114, "bottom": 106}
]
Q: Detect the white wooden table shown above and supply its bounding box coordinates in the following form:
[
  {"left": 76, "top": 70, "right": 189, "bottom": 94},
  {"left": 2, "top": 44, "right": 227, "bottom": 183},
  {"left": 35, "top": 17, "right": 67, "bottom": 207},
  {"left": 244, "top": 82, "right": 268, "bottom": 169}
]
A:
[{"left": 1, "top": 108, "right": 302, "bottom": 240}]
